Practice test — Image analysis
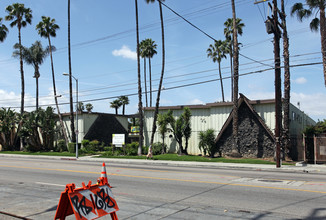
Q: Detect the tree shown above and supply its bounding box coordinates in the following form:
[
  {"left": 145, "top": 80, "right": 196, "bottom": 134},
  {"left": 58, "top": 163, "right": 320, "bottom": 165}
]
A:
[
  {"left": 0, "top": 108, "right": 19, "bottom": 151},
  {"left": 182, "top": 107, "right": 192, "bottom": 154},
  {"left": 198, "top": 129, "right": 217, "bottom": 158},
  {"left": 157, "top": 112, "right": 169, "bottom": 154},
  {"left": 146, "top": 0, "right": 166, "bottom": 149},
  {"left": 291, "top": 1, "right": 326, "bottom": 87},
  {"left": 139, "top": 40, "right": 149, "bottom": 107},
  {"left": 77, "top": 102, "right": 84, "bottom": 112},
  {"left": 5, "top": 3, "right": 32, "bottom": 115},
  {"left": 166, "top": 108, "right": 191, "bottom": 155},
  {"left": 119, "top": 96, "right": 129, "bottom": 115},
  {"left": 140, "top": 38, "right": 157, "bottom": 107},
  {"left": 135, "top": 0, "right": 144, "bottom": 155},
  {"left": 281, "top": 0, "right": 291, "bottom": 157},
  {"left": 110, "top": 99, "right": 122, "bottom": 115},
  {"left": 207, "top": 40, "right": 227, "bottom": 102},
  {"left": 231, "top": 0, "right": 240, "bottom": 156},
  {"left": 0, "top": 18, "right": 8, "bottom": 42},
  {"left": 67, "top": 0, "right": 76, "bottom": 143},
  {"left": 85, "top": 103, "right": 93, "bottom": 113},
  {"left": 13, "top": 41, "right": 50, "bottom": 110},
  {"left": 224, "top": 18, "right": 245, "bottom": 100},
  {"left": 35, "top": 16, "right": 68, "bottom": 147}
]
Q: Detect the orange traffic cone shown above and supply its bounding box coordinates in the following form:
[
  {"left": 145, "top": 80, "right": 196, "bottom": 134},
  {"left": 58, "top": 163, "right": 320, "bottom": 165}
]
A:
[{"left": 101, "top": 162, "right": 109, "bottom": 185}]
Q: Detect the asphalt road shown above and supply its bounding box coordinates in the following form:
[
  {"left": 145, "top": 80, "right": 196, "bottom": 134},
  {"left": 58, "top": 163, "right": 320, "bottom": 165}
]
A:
[{"left": 1, "top": 157, "right": 326, "bottom": 219}]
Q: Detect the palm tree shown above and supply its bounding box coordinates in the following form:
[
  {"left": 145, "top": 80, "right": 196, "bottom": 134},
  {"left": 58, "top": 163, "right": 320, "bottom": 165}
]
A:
[
  {"left": 231, "top": 0, "right": 240, "bottom": 156},
  {"left": 224, "top": 18, "right": 245, "bottom": 100},
  {"left": 145, "top": 38, "right": 157, "bottom": 107},
  {"left": 207, "top": 40, "right": 227, "bottom": 102},
  {"left": 281, "top": 0, "right": 291, "bottom": 157},
  {"left": 146, "top": 0, "right": 166, "bottom": 148},
  {"left": 85, "top": 103, "right": 93, "bottom": 113},
  {"left": 291, "top": 1, "right": 326, "bottom": 86},
  {"left": 135, "top": 0, "right": 144, "bottom": 155},
  {"left": 157, "top": 113, "right": 169, "bottom": 154},
  {"left": 110, "top": 99, "right": 122, "bottom": 115},
  {"left": 67, "top": 0, "right": 76, "bottom": 143},
  {"left": 119, "top": 96, "right": 130, "bottom": 115},
  {"left": 0, "top": 18, "right": 9, "bottom": 42},
  {"left": 13, "top": 41, "right": 50, "bottom": 110},
  {"left": 139, "top": 40, "right": 149, "bottom": 107},
  {"left": 36, "top": 16, "right": 68, "bottom": 147},
  {"left": 5, "top": 3, "right": 32, "bottom": 115}
]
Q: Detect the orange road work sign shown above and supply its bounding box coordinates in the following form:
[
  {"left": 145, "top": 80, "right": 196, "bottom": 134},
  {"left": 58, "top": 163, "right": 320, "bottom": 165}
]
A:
[{"left": 54, "top": 164, "right": 119, "bottom": 220}]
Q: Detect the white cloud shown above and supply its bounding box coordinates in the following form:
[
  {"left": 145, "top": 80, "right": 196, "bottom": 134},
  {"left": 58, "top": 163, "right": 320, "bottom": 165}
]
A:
[
  {"left": 291, "top": 93, "right": 326, "bottom": 120},
  {"left": 112, "top": 45, "right": 136, "bottom": 60},
  {"left": 294, "top": 77, "right": 307, "bottom": 84},
  {"left": 188, "top": 98, "right": 205, "bottom": 105}
]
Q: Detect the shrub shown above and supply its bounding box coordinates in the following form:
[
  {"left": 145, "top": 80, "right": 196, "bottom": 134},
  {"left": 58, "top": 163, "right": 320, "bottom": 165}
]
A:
[
  {"left": 82, "top": 139, "right": 90, "bottom": 150},
  {"left": 68, "top": 143, "right": 81, "bottom": 153},
  {"left": 68, "top": 143, "right": 75, "bottom": 153},
  {"left": 56, "top": 139, "right": 66, "bottom": 152},
  {"left": 152, "top": 142, "right": 167, "bottom": 155},
  {"left": 89, "top": 140, "right": 100, "bottom": 151},
  {"left": 125, "top": 142, "right": 138, "bottom": 156},
  {"left": 198, "top": 129, "right": 218, "bottom": 158}
]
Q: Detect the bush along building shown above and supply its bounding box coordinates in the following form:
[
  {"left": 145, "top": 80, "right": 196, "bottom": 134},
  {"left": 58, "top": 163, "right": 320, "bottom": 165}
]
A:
[{"left": 143, "top": 94, "right": 315, "bottom": 160}]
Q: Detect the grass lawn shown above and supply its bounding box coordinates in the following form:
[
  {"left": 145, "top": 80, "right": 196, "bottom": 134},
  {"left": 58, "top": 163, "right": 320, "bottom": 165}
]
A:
[{"left": 0, "top": 151, "right": 294, "bottom": 165}]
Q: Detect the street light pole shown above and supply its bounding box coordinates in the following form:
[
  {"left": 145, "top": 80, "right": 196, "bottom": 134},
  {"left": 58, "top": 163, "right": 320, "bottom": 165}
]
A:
[{"left": 63, "top": 72, "right": 78, "bottom": 159}]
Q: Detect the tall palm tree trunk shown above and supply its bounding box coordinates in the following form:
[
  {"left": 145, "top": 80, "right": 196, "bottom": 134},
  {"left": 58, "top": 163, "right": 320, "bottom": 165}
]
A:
[
  {"left": 229, "top": 48, "right": 234, "bottom": 101},
  {"left": 150, "top": 1, "right": 165, "bottom": 147},
  {"left": 320, "top": 6, "right": 326, "bottom": 87},
  {"left": 135, "top": 0, "right": 143, "bottom": 155},
  {"left": 18, "top": 25, "right": 24, "bottom": 150},
  {"left": 35, "top": 68, "right": 39, "bottom": 110},
  {"left": 68, "top": 0, "right": 76, "bottom": 143},
  {"left": 48, "top": 37, "right": 69, "bottom": 147},
  {"left": 149, "top": 58, "right": 152, "bottom": 107},
  {"left": 231, "top": 0, "right": 239, "bottom": 155},
  {"left": 144, "top": 58, "right": 148, "bottom": 107},
  {"left": 218, "top": 61, "right": 225, "bottom": 102},
  {"left": 18, "top": 27, "right": 24, "bottom": 115},
  {"left": 281, "top": 0, "right": 291, "bottom": 158}
]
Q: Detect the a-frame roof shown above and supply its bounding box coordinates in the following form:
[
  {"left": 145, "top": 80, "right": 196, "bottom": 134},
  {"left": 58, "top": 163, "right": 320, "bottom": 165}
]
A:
[{"left": 215, "top": 93, "right": 275, "bottom": 143}]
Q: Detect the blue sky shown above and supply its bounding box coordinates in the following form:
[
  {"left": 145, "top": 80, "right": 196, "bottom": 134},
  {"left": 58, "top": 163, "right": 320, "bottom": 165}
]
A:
[{"left": 0, "top": 0, "right": 325, "bottom": 122}]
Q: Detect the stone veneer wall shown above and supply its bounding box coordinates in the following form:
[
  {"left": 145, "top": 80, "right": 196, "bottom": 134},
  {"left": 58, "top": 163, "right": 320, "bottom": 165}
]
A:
[{"left": 216, "top": 103, "right": 275, "bottom": 158}]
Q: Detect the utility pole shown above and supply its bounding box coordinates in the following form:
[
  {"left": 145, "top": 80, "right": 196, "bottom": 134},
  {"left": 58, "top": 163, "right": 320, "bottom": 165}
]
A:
[{"left": 255, "top": 0, "right": 282, "bottom": 168}]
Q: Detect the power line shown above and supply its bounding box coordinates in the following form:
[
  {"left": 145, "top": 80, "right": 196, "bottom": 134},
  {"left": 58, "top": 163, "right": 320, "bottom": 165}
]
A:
[{"left": 2, "top": 61, "right": 322, "bottom": 109}]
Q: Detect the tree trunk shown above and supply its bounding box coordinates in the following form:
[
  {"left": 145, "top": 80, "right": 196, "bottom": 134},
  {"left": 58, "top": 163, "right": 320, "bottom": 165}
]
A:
[
  {"left": 18, "top": 27, "right": 24, "bottom": 115},
  {"left": 320, "top": 6, "right": 326, "bottom": 87},
  {"left": 35, "top": 68, "right": 39, "bottom": 110},
  {"left": 18, "top": 25, "right": 24, "bottom": 151},
  {"left": 161, "top": 135, "right": 165, "bottom": 154},
  {"left": 123, "top": 104, "right": 125, "bottom": 115},
  {"left": 150, "top": 1, "right": 165, "bottom": 147},
  {"left": 115, "top": 107, "right": 118, "bottom": 115},
  {"left": 281, "top": 0, "right": 291, "bottom": 158},
  {"left": 218, "top": 61, "right": 225, "bottom": 102},
  {"left": 144, "top": 58, "right": 148, "bottom": 107},
  {"left": 135, "top": 0, "right": 143, "bottom": 155},
  {"left": 68, "top": 0, "right": 76, "bottom": 143},
  {"left": 48, "top": 37, "right": 69, "bottom": 148},
  {"left": 231, "top": 0, "right": 239, "bottom": 155},
  {"left": 229, "top": 48, "right": 234, "bottom": 101},
  {"left": 273, "top": 0, "right": 282, "bottom": 168},
  {"left": 149, "top": 58, "right": 152, "bottom": 107}
]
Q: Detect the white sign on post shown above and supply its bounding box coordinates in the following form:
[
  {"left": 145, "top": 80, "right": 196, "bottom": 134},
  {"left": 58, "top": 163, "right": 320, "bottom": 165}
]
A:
[{"left": 112, "top": 134, "right": 125, "bottom": 147}]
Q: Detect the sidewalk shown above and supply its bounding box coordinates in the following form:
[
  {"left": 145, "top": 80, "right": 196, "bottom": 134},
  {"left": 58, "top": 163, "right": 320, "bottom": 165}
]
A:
[{"left": 1, "top": 153, "right": 326, "bottom": 174}]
